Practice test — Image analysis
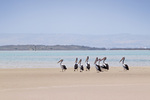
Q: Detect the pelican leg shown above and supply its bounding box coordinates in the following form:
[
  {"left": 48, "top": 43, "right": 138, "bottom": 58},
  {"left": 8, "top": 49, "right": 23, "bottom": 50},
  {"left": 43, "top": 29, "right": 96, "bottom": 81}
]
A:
[
  {"left": 80, "top": 69, "right": 82, "bottom": 72},
  {"left": 123, "top": 68, "right": 126, "bottom": 71}
]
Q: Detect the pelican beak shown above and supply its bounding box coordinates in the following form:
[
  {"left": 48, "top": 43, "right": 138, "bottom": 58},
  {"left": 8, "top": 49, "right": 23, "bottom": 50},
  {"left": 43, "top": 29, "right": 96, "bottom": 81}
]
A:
[
  {"left": 119, "top": 57, "right": 125, "bottom": 63},
  {"left": 102, "top": 57, "right": 106, "bottom": 61},
  {"left": 94, "top": 57, "right": 98, "bottom": 64},
  {"left": 57, "top": 60, "right": 60, "bottom": 63},
  {"left": 85, "top": 56, "right": 89, "bottom": 62},
  {"left": 78, "top": 59, "right": 81, "bottom": 64},
  {"left": 119, "top": 60, "right": 122, "bottom": 63},
  {"left": 119, "top": 58, "right": 123, "bottom": 63},
  {"left": 57, "top": 59, "right": 63, "bottom": 63},
  {"left": 75, "top": 58, "right": 78, "bottom": 63}
]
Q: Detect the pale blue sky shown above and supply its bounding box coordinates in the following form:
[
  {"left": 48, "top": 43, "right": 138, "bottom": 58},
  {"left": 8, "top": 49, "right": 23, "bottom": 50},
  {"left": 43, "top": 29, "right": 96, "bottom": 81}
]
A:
[{"left": 0, "top": 0, "right": 150, "bottom": 47}]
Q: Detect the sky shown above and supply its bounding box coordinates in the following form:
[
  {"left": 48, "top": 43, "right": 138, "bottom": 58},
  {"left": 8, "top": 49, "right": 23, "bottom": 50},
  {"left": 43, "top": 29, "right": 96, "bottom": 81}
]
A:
[{"left": 0, "top": 0, "right": 150, "bottom": 48}]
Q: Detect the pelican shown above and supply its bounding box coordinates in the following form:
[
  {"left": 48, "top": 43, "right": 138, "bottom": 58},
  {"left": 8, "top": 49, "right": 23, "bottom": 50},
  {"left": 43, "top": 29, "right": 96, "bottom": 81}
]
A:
[
  {"left": 85, "top": 56, "right": 90, "bottom": 71},
  {"left": 78, "top": 59, "right": 84, "bottom": 72},
  {"left": 74, "top": 58, "right": 78, "bottom": 71},
  {"left": 98, "top": 58, "right": 104, "bottom": 71},
  {"left": 101, "top": 57, "right": 109, "bottom": 70},
  {"left": 94, "top": 57, "right": 102, "bottom": 72},
  {"left": 57, "top": 59, "right": 67, "bottom": 72},
  {"left": 120, "top": 57, "right": 129, "bottom": 70}
]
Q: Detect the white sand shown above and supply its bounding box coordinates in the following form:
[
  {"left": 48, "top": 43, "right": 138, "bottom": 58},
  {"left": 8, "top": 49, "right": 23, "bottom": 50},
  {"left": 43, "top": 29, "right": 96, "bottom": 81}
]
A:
[{"left": 0, "top": 67, "right": 150, "bottom": 100}]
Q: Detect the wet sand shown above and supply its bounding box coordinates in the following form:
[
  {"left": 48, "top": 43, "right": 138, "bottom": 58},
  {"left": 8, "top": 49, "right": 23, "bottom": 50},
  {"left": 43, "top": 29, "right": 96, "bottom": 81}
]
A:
[{"left": 0, "top": 67, "right": 150, "bottom": 100}]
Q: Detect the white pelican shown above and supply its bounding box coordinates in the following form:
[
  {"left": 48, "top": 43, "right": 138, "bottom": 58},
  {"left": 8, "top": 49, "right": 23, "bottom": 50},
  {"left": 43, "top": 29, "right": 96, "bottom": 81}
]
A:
[
  {"left": 101, "top": 57, "right": 109, "bottom": 70},
  {"left": 78, "top": 59, "right": 84, "bottom": 72},
  {"left": 85, "top": 56, "right": 90, "bottom": 71},
  {"left": 94, "top": 57, "right": 102, "bottom": 72},
  {"left": 120, "top": 57, "right": 129, "bottom": 70},
  {"left": 98, "top": 58, "right": 104, "bottom": 71},
  {"left": 74, "top": 58, "right": 78, "bottom": 71},
  {"left": 57, "top": 59, "right": 67, "bottom": 72}
]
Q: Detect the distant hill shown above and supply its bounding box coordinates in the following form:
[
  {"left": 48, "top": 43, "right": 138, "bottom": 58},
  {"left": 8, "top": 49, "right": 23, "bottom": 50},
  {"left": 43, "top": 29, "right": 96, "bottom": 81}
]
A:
[
  {"left": 1, "top": 33, "right": 150, "bottom": 48},
  {"left": 0, "top": 45, "right": 150, "bottom": 51},
  {"left": 0, "top": 45, "right": 106, "bottom": 50}
]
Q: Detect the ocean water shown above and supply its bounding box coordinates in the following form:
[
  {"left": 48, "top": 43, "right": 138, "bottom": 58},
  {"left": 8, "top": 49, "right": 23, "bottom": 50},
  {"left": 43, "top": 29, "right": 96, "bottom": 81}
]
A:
[{"left": 0, "top": 50, "right": 150, "bottom": 68}]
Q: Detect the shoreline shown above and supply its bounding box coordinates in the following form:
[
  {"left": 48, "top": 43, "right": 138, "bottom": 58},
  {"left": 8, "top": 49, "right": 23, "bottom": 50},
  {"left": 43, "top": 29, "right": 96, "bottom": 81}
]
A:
[
  {"left": 1, "top": 45, "right": 150, "bottom": 50},
  {"left": 0, "top": 66, "right": 150, "bottom": 69}
]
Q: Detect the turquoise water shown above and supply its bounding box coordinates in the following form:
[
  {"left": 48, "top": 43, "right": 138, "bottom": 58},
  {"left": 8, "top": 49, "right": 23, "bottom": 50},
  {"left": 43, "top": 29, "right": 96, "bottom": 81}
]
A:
[{"left": 0, "top": 50, "right": 150, "bottom": 68}]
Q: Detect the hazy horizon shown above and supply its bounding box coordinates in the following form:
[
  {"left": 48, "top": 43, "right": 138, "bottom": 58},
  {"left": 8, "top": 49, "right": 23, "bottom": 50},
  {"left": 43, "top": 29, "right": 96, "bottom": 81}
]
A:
[
  {"left": 0, "top": 33, "right": 150, "bottom": 48},
  {"left": 0, "top": 0, "right": 150, "bottom": 48}
]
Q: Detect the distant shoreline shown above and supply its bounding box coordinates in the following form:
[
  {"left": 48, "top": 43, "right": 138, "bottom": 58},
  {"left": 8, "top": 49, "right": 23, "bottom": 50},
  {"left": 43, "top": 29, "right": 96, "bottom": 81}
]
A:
[{"left": 0, "top": 45, "right": 150, "bottom": 51}]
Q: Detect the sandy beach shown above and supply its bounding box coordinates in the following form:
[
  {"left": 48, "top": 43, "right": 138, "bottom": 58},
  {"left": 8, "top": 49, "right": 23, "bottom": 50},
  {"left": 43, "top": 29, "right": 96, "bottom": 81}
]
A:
[{"left": 0, "top": 67, "right": 150, "bottom": 100}]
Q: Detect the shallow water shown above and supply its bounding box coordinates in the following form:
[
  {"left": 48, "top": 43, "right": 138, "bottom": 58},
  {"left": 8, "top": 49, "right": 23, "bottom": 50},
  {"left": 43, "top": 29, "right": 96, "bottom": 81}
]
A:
[{"left": 0, "top": 50, "right": 150, "bottom": 68}]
